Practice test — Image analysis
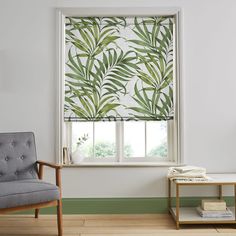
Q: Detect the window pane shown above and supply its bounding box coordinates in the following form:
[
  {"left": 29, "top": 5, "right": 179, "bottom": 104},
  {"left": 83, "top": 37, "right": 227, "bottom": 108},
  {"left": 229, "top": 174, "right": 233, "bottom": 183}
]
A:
[
  {"left": 71, "top": 122, "right": 93, "bottom": 158},
  {"left": 124, "top": 122, "right": 145, "bottom": 158},
  {"left": 94, "top": 122, "right": 116, "bottom": 158},
  {"left": 146, "top": 121, "right": 167, "bottom": 158}
]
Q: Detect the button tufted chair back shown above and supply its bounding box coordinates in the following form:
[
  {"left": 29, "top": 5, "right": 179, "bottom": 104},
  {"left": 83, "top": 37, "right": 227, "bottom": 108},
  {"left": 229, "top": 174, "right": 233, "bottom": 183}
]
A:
[{"left": 0, "top": 132, "right": 38, "bottom": 182}]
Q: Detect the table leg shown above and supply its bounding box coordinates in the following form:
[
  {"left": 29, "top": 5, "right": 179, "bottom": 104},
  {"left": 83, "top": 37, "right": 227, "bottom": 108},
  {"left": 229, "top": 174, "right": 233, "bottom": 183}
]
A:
[
  {"left": 234, "top": 185, "right": 236, "bottom": 222},
  {"left": 176, "top": 184, "right": 180, "bottom": 230},
  {"left": 218, "top": 185, "right": 222, "bottom": 200},
  {"left": 168, "top": 178, "right": 171, "bottom": 211}
]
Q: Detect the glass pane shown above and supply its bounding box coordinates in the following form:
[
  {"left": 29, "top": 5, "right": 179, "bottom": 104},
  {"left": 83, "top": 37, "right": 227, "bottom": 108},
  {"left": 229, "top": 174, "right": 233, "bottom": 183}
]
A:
[
  {"left": 146, "top": 121, "right": 167, "bottom": 158},
  {"left": 94, "top": 122, "right": 116, "bottom": 158},
  {"left": 71, "top": 122, "right": 93, "bottom": 158},
  {"left": 124, "top": 122, "right": 145, "bottom": 158}
]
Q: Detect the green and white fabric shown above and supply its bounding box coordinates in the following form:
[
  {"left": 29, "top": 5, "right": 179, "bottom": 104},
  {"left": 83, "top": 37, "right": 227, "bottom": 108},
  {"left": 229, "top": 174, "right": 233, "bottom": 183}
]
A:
[{"left": 64, "top": 16, "right": 175, "bottom": 121}]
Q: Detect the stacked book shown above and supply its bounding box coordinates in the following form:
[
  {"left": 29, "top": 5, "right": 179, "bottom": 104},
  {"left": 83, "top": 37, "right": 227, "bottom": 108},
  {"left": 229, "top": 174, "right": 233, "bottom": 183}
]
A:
[{"left": 196, "top": 199, "right": 233, "bottom": 218}]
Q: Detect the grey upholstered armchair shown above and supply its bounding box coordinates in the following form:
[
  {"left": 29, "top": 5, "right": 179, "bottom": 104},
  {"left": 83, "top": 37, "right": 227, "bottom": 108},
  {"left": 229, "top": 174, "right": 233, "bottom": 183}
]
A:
[{"left": 0, "top": 132, "right": 63, "bottom": 236}]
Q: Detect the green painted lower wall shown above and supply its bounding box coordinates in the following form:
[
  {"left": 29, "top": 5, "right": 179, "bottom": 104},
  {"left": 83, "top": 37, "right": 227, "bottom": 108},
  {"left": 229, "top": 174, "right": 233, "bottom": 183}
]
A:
[{"left": 16, "top": 196, "right": 235, "bottom": 215}]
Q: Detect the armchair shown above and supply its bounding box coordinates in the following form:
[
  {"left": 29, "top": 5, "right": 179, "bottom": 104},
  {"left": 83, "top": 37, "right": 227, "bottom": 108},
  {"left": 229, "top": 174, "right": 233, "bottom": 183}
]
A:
[{"left": 0, "top": 132, "right": 63, "bottom": 236}]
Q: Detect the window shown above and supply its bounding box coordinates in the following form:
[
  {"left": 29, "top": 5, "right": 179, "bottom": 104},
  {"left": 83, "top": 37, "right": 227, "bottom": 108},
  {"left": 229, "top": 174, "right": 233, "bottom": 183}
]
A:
[
  {"left": 59, "top": 10, "right": 180, "bottom": 165},
  {"left": 64, "top": 119, "right": 176, "bottom": 164}
]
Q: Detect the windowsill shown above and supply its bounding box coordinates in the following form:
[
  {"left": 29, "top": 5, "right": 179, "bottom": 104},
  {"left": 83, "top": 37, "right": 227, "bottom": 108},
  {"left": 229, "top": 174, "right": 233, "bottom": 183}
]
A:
[{"left": 62, "top": 162, "right": 183, "bottom": 167}]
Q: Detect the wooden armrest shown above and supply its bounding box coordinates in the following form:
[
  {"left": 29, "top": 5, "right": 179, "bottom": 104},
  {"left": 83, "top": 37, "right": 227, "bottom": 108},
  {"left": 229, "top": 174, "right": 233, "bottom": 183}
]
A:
[
  {"left": 36, "top": 161, "right": 62, "bottom": 188},
  {"left": 36, "top": 160, "right": 62, "bottom": 169}
]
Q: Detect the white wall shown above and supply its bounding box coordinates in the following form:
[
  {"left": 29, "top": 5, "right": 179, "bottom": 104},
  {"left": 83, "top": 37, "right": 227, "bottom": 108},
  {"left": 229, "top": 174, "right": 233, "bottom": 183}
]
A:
[{"left": 1, "top": 0, "right": 236, "bottom": 198}]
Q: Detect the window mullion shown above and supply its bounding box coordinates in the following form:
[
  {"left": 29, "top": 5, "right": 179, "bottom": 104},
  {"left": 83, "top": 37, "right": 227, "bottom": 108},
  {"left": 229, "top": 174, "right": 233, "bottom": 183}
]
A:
[
  {"left": 167, "top": 120, "right": 174, "bottom": 162},
  {"left": 66, "top": 122, "right": 72, "bottom": 152},
  {"left": 65, "top": 122, "right": 72, "bottom": 164},
  {"left": 93, "top": 122, "right": 95, "bottom": 158},
  {"left": 145, "top": 122, "right": 147, "bottom": 158},
  {"left": 69, "top": 123, "right": 72, "bottom": 157},
  {"left": 116, "top": 122, "right": 119, "bottom": 162},
  {"left": 116, "top": 121, "right": 123, "bottom": 163},
  {"left": 121, "top": 122, "right": 124, "bottom": 162}
]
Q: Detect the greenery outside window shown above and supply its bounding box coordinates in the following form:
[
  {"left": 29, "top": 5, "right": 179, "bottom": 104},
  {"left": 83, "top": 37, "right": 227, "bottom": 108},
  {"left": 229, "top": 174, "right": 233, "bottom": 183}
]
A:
[{"left": 65, "top": 120, "right": 173, "bottom": 164}]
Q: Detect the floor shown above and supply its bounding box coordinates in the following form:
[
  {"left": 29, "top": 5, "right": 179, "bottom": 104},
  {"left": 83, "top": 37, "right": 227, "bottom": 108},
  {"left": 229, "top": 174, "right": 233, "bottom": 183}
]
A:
[{"left": 0, "top": 214, "right": 236, "bottom": 236}]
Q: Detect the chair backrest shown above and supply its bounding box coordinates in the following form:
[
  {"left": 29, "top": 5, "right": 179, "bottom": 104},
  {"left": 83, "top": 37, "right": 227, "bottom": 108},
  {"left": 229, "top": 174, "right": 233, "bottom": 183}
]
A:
[{"left": 0, "top": 132, "right": 38, "bottom": 182}]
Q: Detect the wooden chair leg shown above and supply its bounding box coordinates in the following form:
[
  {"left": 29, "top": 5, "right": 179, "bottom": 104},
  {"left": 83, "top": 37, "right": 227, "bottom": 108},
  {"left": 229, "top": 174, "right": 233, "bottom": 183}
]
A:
[
  {"left": 35, "top": 209, "right": 39, "bottom": 218},
  {"left": 57, "top": 199, "right": 63, "bottom": 236}
]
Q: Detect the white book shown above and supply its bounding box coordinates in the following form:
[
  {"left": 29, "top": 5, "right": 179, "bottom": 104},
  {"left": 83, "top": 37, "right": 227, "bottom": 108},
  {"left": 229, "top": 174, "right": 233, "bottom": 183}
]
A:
[{"left": 196, "top": 207, "right": 233, "bottom": 218}]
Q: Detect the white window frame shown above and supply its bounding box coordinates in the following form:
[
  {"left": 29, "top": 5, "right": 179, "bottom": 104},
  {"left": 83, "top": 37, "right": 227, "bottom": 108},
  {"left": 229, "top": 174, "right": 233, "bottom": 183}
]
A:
[
  {"left": 56, "top": 7, "right": 182, "bottom": 166},
  {"left": 66, "top": 121, "right": 172, "bottom": 163}
]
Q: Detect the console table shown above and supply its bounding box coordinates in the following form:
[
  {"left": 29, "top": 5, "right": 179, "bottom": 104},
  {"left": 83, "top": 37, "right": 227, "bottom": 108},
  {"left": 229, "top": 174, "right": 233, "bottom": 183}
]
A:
[{"left": 168, "top": 173, "right": 236, "bottom": 229}]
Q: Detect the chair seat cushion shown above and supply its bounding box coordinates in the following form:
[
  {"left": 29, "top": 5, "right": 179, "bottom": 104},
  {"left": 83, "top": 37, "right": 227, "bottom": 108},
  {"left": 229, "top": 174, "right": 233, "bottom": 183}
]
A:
[{"left": 0, "top": 179, "right": 60, "bottom": 209}]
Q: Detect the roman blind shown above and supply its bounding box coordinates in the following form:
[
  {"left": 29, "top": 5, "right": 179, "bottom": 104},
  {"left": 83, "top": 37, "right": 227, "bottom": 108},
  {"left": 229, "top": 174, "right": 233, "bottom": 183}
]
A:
[{"left": 64, "top": 16, "right": 175, "bottom": 121}]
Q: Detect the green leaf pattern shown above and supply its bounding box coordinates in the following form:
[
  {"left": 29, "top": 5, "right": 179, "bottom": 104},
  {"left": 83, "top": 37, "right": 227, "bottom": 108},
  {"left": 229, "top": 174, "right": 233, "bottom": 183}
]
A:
[{"left": 65, "top": 16, "right": 174, "bottom": 121}]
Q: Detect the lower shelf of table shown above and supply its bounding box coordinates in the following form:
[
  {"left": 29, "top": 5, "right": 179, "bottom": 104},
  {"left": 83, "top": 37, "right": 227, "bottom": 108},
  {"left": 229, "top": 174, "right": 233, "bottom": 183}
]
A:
[{"left": 170, "top": 207, "right": 236, "bottom": 224}]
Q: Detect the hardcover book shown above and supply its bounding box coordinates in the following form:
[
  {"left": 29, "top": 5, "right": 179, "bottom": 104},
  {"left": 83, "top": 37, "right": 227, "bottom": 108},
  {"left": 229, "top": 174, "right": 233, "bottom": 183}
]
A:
[{"left": 201, "top": 199, "right": 226, "bottom": 211}]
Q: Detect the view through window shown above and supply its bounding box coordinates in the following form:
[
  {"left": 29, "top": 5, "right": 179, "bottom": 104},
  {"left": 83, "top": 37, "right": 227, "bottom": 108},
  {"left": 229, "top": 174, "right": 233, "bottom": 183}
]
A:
[{"left": 67, "top": 121, "right": 169, "bottom": 163}]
